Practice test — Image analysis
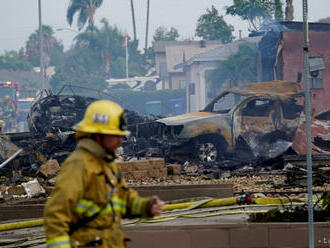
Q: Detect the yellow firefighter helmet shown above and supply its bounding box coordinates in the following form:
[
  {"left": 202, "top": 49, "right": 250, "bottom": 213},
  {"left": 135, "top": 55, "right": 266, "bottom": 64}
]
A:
[
  {"left": 74, "top": 100, "right": 130, "bottom": 136},
  {"left": 0, "top": 120, "right": 5, "bottom": 128}
]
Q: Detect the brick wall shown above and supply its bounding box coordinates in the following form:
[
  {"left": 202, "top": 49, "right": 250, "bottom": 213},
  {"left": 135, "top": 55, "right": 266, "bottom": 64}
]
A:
[{"left": 125, "top": 223, "right": 330, "bottom": 248}]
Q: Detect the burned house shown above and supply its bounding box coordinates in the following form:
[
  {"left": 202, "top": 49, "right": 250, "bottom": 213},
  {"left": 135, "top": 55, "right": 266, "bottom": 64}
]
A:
[
  {"left": 258, "top": 21, "right": 330, "bottom": 155},
  {"left": 259, "top": 21, "right": 330, "bottom": 114}
]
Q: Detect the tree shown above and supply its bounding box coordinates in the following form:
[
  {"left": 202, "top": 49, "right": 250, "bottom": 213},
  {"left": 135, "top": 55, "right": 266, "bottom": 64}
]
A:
[
  {"left": 318, "top": 17, "right": 330, "bottom": 23},
  {"left": 196, "top": 5, "right": 234, "bottom": 43},
  {"left": 25, "top": 25, "right": 64, "bottom": 68},
  {"left": 74, "top": 19, "right": 126, "bottom": 77},
  {"left": 226, "top": 0, "right": 274, "bottom": 31},
  {"left": 274, "top": 0, "right": 283, "bottom": 21},
  {"left": 0, "top": 51, "right": 32, "bottom": 71},
  {"left": 50, "top": 19, "right": 147, "bottom": 91},
  {"left": 50, "top": 47, "right": 105, "bottom": 92},
  {"left": 209, "top": 42, "right": 258, "bottom": 87},
  {"left": 285, "top": 0, "right": 294, "bottom": 21},
  {"left": 67, "top": 0, "right": 103, "bottom": 31},
  {"left": 153, "top": 26, "right": 179, "bottom": 41}
]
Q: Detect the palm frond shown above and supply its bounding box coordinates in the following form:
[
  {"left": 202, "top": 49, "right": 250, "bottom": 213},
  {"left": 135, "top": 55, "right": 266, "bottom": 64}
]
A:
[
  {"left": 95, "top": 0, "right": 103, "bottom": 8},
  {"left": 77, "top": 8, "right": 88, "bottom": 30},
  {"left": 66, "top": 1, "right": 82, "bottom": 26}
]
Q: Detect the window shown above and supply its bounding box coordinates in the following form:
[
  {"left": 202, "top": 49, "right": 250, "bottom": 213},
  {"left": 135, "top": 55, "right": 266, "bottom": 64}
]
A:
[
  {"left": 241, "top": 99, "right": 274, "bottom": 117},
  {"left": 179, "top": 80, "right": 186, "bottom": 89},
  {"left": 309, "top": 56, "right": 325, "bottom": 89},
  {"left": 281, "top": 100, "right": 303, "bottom": 119},
  {"left": 213, "top": 93, "right": 245, "bottom": 113}
]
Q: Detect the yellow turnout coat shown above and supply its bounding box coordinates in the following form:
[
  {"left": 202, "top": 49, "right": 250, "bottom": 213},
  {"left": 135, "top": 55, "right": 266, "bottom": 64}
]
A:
[{"left": 44, "top": 138, "right": 153, "bottom": 248}]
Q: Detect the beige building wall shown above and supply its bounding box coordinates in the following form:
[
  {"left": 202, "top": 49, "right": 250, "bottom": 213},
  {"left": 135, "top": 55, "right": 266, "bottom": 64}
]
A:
[{"left": 171, "top": 74, "right": 186, "bottom": 89}]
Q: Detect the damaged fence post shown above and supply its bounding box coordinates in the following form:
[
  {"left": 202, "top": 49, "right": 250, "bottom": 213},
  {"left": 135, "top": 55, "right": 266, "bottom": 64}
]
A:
[{"left": 0, "top": 149, "right": 23, "bottom": 170}]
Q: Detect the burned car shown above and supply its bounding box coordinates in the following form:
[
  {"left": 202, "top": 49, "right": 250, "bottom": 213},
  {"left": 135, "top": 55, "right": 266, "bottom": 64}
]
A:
[{"left": 152, "top": 80, "right": 304, "bottom": 164}]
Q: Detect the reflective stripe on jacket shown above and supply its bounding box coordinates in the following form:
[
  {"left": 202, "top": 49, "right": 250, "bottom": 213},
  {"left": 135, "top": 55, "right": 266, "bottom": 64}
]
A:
[{"left": 44, "top": 138, "right": 153, "bottom": 248}]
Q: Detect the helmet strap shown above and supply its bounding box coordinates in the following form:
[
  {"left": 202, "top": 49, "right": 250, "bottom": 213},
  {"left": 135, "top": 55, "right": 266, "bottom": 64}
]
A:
[{"left": 92, "top": 134, "right": 104, "bottom": 145}]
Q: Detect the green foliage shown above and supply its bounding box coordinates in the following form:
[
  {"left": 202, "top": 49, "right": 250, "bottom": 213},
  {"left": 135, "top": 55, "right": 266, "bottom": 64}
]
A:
[
  {"left": 209, "top": 42, "right": 258, "bottom": 87},
  {"left": 226, "top": 0, "right": 274, "bottom": 31},
  {"left": 196, "top": 6, "right": 234, "bottom": 43},
  {"left": 110, "top": 57, "right": 126, "bottom": 79},
  {"left": 51, "top": 20, "right": 147, "bottom": 91},
  {"left": 50, "top": 46, "right": 106, "bottom": 92},
  {"left": 126, "top": 40, "right": 148, "bottom": 77},
  {"left": 25, "top": 25, "right": 64, "bottom": 67},
  {"left": 67, "top": 0, "right": 103, "bottom": 30},
  {"left": 143, "top": 46, "right": 155, "bottom": 71},
  {"left": 75, "top": 19, "right": 125, "bottom": 77},
  {"left": 274, "top": 0, "right": 283, "bottom": 21},
  {"left": 153, "top": 26, "right": 180, "bottom": 41},
  {"left": 318, "top": 17, "right": 330, "bottom": 23},
  {"left": 249, "top": 206, "right": 330, "bottom": 222},
  {"left": 73, "top": 19, "right": 147, "bottom": 78},
  {"left": 0, "top": 51, "right": 32, "bottom": 71}
]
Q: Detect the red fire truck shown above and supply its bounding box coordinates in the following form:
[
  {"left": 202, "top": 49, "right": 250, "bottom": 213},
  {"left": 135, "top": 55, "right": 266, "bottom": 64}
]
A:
[{"left": 0, "top": 81, "right": 18, "bottom": 102}]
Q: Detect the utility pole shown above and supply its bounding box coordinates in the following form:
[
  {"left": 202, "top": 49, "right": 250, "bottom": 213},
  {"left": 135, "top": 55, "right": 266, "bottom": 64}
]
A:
[
  {"left": 145, "top": 0, "right": 150, "bottom": 51},
  {"left": 285, "top": 0, "right": 294, "bottom": 21},
  {"left": 125, "top": 35, "right": 129, "bottom": 80},
  {"left": 302, "top": 0, "right": 314, "bottom": 247},
  {"left": 130, "top": 0, "right": 137, "bottom": 41},
  {"left": 38, "top": 0, "right": 45, "bottom": 90}
]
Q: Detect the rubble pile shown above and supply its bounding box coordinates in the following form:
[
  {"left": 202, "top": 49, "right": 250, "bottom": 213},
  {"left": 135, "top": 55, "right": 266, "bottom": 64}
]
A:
[
  {"left": 0, "top": 84, "right": 329, "bottom": 205},
  {"left": 0, "top": 159, "right": 59, "bottom": 202},
  {"left": 1, "top": 157, "right": 330, "bottom": 204},
  {"left": 27, "top": 94, "right": 96, "bottom": 134}
]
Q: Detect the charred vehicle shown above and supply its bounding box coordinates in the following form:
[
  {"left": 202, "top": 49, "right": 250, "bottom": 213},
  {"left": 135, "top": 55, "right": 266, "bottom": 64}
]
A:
[
  {"left": 152, "top": 81, "right": 304, "bottom": 164},
  {"left": 0, "top": 86, "right": 151, "bottom": 175}
]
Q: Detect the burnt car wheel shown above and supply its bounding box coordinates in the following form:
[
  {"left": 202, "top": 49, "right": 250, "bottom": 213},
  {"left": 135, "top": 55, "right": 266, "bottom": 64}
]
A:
[{"left": 194, "top": 135, "right": 224, "bottom": 163}]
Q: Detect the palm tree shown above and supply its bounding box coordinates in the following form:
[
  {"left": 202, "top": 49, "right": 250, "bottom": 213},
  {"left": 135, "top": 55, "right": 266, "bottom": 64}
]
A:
[
  {"left": 67, "top": 0, "right": 103, "bottom": 31},
  {"left": 285, "top": 0, "right": 294, "bottom": 21},
  {"left": 130, "top": 0, "right": 137, "bottom": 40},
  {"left": 25, "top": 25, "right": 62, "bottom": 68},
  {"left": 74, "top": 18, "right": 125, "bottom": 77}
]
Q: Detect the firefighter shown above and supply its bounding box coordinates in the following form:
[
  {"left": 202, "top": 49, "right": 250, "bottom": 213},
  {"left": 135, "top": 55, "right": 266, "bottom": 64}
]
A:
[
  {"left": 0, "top": 95, "right": 16, "bottom": 131},
  {"left": 44, "top": 100, "right": 164, "bottom": 248},
  {"left": 0, "top": 120, "right": 4, "bottom": 133},
  {"left": 0, "top": 119, "right": 19, "bottom": 161}
]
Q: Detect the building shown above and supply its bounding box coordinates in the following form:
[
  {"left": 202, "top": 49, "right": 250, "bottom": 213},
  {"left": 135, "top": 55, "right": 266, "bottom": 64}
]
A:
[
  {"left": 153, "top": 40, "right": 222, "bottom": 90},
  {"left": 259, "top": 21, "right": 330, "bottom": 114},
  {"left": 180, "top": 37, "right": 262, "bottom": 112}
]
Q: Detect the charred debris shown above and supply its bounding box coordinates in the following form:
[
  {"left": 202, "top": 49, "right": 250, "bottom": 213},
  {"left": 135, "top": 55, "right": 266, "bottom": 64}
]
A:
[{"left": 0, "top": 82, "right": 329, "bottom": 187}]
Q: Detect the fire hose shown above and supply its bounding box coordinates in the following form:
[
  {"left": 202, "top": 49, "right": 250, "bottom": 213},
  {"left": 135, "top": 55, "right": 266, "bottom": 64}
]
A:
[{"left": 0, "top": 194, "right": 312, "bottom": 231}]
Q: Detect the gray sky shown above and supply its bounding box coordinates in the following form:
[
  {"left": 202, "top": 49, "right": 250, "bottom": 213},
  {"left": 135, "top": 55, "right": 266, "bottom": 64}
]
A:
[{"left": 0, "top": 0, "right": 329, "bottom": 54}]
